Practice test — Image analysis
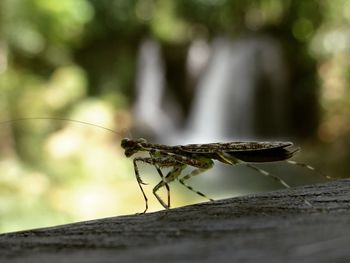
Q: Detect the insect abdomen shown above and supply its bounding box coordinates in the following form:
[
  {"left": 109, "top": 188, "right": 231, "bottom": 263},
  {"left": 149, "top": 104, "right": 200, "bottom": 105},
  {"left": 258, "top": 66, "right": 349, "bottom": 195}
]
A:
[{"left": 229, "top": 146, "right": 299, "bottom": 162}]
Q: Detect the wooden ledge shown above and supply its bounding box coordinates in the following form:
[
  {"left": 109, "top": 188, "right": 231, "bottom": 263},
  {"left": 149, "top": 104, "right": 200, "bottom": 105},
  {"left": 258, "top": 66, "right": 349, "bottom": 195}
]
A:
[{"left": 1, "top": 178, "right": 350, "bottom": 262}]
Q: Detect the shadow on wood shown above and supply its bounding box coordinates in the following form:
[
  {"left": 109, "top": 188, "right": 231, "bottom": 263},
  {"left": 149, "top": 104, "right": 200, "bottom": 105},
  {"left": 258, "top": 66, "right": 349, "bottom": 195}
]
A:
[{"left": 1, "top": 179, "right": 350, "bottom": 262}]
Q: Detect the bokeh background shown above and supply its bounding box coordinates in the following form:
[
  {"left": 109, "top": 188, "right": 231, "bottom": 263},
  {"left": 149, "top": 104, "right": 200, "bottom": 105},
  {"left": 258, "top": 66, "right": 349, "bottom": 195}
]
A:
[{"left": 0, "top": 0, "right": 349, "bottom": 233}]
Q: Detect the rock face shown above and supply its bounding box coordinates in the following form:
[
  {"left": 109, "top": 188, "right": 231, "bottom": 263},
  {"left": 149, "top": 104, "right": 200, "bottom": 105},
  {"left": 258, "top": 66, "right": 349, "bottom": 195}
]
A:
[{"left": 1, "top": 179, "right": 350, "bottom": 263}]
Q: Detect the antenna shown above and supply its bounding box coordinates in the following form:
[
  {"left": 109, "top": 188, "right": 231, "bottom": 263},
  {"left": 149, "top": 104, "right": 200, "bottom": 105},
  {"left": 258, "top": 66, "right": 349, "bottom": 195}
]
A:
[{"left": 0, "top": 117, "right": 122, "bottom": 135}]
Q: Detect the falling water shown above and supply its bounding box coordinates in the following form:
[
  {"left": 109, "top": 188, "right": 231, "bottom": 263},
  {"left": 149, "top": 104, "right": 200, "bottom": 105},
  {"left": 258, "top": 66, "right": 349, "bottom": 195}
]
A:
[
  {"left": 134, "top": 38, "right": 177, "bottom": 138},
  {"left": 134, "top": 36, "right": 289, "bottom": 143},
  {"left": 183, "top": 36, "right": 289, "bottom": 143}
]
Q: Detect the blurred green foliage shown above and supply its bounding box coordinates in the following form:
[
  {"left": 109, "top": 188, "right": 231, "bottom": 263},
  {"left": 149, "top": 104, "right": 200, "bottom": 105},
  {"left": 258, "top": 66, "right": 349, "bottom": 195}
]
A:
[{"left": 0, "top": 0, "right": 350, "bottom": 233}]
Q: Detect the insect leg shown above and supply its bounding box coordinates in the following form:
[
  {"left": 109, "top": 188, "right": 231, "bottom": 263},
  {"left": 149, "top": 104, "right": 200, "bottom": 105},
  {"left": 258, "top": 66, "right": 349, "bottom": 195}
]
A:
[
  {"left": 153, "top": 163, "right": 214, "bottom": 207},
  {"left": 217, "top": 152, "right": 291, "bottom": 188},
  {"left": 133, "top": 157, "right": 150, "bottom": 213},
  {"left": 133, "top": 156, "right": 177, "bottom": 213},
  {"left": 178, "top": 168, "right": 214, "bottom": 201},
  {"left": 217, "top": 152, "right": 312, "bottom": 206},
  {"left": 152, "top": 180, "right": 169, "bottom": 209},
  {"left": 245, "top": 163, "right": 312, "bottom": 207},
  {"left": 153, "top": 163, "right": 186, "bottom": 209},
  {"left": 245, "top": 163, "right": 291, "bottom": 188},
  {"left": 287, "top": 160, "right": 332, "bottom": 180},
  {"left": 150, "top": 152, "right": 171, "bottom": 207},
  {"left": 149, "top": 150, "right": 215, "bottom": 204}
]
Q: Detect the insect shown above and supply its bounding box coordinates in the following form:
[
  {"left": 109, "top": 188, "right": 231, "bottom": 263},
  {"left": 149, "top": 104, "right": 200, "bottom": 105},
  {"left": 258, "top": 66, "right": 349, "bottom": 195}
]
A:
[
  {"left": 1, "top": 117, "right": 327, "bottom": 213},
  {"left": 120, "top": 138, "right": 324, "bottom": 213}
]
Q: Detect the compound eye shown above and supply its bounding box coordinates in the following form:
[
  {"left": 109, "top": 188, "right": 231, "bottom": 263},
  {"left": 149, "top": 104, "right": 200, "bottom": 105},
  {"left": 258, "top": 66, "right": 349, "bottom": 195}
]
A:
[
  {"left": 120, "top": 138, "right": 132, "bottom": 149},
  {"left": 121, "top": 138, "right": 127, "bottom": 146}
]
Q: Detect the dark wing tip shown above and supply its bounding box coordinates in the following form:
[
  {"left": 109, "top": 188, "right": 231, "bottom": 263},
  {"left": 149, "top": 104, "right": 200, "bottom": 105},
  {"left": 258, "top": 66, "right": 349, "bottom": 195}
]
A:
[{"left": 229, "top": 145, "right": 300, "bottom": 163}]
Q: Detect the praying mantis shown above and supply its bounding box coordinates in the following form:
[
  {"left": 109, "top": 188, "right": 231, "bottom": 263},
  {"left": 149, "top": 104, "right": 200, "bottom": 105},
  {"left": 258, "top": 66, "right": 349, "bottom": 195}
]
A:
[
  {"left": 1, "top": 117, "right": 329, "bottom": 213},
  {"left": 120, "top": 138, "right": 326, "bottom": 213}
]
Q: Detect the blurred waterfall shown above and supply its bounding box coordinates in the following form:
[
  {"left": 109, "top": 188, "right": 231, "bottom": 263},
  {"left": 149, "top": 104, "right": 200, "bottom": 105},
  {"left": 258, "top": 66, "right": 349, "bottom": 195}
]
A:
[
  {"left": 134, "top": 38, "right": 177, "bottom": 138},
  {"left": 181, "top": 36, "right": 289, "bottom": 143},
  {"left": 134, "top": 36, "right": 289, "bottom": 144}
]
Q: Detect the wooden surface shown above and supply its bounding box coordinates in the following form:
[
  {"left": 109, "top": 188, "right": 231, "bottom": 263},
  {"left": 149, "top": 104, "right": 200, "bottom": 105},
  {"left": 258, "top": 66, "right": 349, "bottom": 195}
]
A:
[{"left": 1, "top": 178, "right": 350, "bottom": 263}]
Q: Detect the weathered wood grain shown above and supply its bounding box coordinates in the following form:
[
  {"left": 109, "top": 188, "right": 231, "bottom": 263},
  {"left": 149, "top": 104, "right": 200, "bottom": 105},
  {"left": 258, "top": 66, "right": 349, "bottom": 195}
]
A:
[{"left": 1, "top": 178, "right": 350, "bottom": 263}]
